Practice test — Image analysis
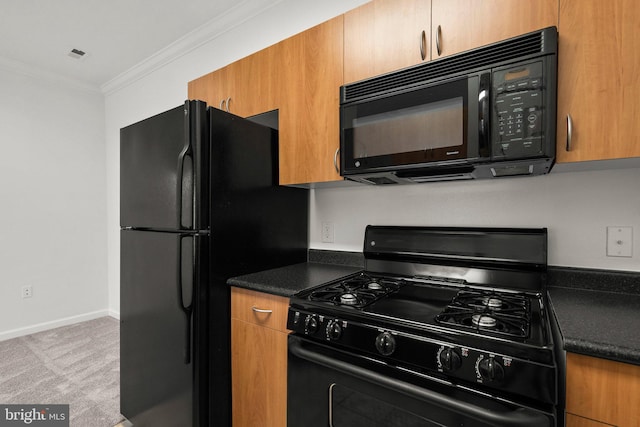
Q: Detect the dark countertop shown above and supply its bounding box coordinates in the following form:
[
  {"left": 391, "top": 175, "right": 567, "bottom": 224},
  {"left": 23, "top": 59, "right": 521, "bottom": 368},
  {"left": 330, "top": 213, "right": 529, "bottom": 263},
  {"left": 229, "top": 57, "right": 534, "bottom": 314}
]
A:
[
  {"left": 547, "top": 266, "right": 640, "bottom": 365},
  {"left": 228, "top": 253, "right": 640, "bottom": 366},
  {"left": 549, "top": 286, "right": 640, "bottom": 365},
  {"left": 228, "top": 261, "right": 362, "bottom": 297}
]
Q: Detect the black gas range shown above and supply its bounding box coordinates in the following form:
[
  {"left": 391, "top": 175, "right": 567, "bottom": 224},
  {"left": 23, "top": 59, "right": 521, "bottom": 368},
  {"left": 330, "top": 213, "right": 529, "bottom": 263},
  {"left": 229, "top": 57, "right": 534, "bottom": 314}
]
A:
[{"left": 287, "top": 226, "right": 564, "bottom": 427}]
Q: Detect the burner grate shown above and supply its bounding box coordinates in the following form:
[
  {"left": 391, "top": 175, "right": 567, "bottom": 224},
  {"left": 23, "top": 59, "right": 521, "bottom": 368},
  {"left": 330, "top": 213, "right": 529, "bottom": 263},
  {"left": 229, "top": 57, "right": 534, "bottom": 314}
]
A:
[
  {"left": 435, "top": 290, "right": 531, "bottom": 339},
  {"left": 308, "top": 272, "right": 402, "bottom": 308}
]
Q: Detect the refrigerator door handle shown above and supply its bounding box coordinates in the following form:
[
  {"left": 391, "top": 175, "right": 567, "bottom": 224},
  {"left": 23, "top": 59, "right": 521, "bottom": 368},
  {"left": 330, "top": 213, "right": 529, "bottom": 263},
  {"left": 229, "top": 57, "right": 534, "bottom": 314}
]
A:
[
  {"left": 178, "top": 233, "right": 194, "bottom": 365},
  {"left": 176, "top": 104, "right": 193, "bottom": 230},
  {"left": 176, "top": 144, "right": 192, "bottom": 231}
]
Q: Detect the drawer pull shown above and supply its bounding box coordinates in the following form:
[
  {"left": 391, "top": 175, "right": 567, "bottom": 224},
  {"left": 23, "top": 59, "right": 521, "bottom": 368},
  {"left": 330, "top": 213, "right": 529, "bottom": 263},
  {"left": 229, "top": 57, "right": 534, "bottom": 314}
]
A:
[{"left": 251, "top": 306, "right": 273, "bottom": 314}]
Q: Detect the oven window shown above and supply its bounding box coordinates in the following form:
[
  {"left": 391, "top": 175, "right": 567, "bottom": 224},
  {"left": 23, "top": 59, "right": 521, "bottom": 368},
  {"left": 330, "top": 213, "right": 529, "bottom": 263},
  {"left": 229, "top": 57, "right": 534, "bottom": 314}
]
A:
[
  {"left": 352, "top": 97, "right": 464, "bottom": 159},
  {"left": 330, "top": 384, "right": 442, "bottom": 427}
]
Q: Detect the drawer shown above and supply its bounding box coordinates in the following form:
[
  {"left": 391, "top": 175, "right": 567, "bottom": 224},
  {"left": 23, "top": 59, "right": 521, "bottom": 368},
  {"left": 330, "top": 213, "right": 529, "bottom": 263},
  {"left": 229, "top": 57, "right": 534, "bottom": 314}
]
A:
[{"left": 231, "top": 287, "right": 289, "bottom": 332}]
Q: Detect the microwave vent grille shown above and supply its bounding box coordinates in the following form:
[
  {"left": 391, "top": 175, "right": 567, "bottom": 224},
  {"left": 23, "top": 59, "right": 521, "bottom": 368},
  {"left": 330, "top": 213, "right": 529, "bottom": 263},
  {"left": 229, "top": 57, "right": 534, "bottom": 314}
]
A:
[{"left": 343, "top": 27, "right": 556, "bottom": 103}]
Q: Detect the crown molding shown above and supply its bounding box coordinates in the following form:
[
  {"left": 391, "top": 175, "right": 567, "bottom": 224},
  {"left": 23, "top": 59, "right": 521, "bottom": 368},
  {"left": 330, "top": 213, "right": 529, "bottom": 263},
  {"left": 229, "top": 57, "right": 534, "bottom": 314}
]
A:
[
  {"left": 0, "top": 56, "right": 101, "bottom": 93},
  {"left": 101, "top": 0, "right": 283, "bottom": 96}
]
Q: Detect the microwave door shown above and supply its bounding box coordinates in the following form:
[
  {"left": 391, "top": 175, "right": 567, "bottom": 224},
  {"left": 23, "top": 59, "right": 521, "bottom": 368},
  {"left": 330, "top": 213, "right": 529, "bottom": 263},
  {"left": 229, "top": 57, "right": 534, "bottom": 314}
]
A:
[{"left": 341, "top": 76, "right": 480, "bottom": 176}]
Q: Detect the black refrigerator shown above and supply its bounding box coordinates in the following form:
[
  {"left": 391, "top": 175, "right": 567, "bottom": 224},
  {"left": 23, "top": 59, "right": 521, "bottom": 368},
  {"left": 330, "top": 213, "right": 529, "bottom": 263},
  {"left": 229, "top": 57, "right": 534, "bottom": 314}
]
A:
[{"left": 119, "top": 100, "right": 308, "bottom": 427}]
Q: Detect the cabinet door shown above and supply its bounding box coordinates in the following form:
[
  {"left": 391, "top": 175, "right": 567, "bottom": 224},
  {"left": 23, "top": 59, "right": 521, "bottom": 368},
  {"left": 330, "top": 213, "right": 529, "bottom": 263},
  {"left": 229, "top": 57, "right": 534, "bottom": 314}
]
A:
[
  {"left": 556, "top": 0, "right": 640, "bottom": 162},
  {"left": 229, "top": 46, "right": 278, "bottom": 117},
  {"left": 566, "top": 352, "right": 640, "bottom": 427},
  {"left": 231, "top": 288, "right": 289, "bottom": 427},
  {"left": 431, "top": 0, "right": 557, "bottom": 58},
  {"left": 278, "top": 16, "right": 344, "bottom": 185},
  {"left": 344, "top": 0, "right": 431, "bottom": 84},
  {"left": 188, "top": 47, "right": 276, "bottom": 117},
  {"left": 231, "top": 319, "right": 287, "bottom": 427},
  {"left": 188, "top": 66, "right": 230, "bottom": 109}
]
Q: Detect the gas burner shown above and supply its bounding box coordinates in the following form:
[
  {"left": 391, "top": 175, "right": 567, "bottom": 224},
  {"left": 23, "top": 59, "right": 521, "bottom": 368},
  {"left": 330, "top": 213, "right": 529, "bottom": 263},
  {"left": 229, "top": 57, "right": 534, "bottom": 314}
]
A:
[
  {"left": 367, "top": 281, "right": 383, "bottom": 290},
  {"left": 482, "top": 297, "right": 503, "bottom": 309},
  {"left": 472, "top": 314, "right": 497, "bottom": 328},
  {"left": 340, "top": 293, "right": 359, "bottom": 305}
]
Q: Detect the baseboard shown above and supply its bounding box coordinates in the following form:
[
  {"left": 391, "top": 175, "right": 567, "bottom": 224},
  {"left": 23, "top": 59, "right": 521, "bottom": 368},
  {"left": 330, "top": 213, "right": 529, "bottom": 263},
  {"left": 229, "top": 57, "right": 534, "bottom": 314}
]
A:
[
  {"left": 0, "top": 310, "right": 111, "bottom": 342},
  {"left": 109, "top": 309, "right": 121, "bottom": 320}
]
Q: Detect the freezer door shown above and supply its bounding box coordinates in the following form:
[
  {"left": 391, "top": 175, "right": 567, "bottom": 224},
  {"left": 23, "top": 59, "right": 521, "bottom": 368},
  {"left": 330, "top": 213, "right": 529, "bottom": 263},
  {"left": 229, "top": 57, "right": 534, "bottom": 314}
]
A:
[
  {"left": 120, "top": 100, "right": 209, "bottom": 230},
  {"left": 120, "top": 229, "right": 208, "bottom": 426}
]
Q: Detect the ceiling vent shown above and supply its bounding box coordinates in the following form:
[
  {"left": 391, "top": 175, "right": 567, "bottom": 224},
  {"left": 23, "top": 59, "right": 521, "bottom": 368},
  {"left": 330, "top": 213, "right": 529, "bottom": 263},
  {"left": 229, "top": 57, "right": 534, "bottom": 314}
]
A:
[{"left": 68, "top": 48, "right": 86, "bottom": 59}]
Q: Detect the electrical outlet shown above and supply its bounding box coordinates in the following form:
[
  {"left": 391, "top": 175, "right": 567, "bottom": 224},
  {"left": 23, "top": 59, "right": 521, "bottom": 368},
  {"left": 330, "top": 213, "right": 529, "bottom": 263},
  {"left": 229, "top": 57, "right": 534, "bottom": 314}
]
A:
[
  {"left": 606, "top": 226, "right": 633, "bottom": 257},
  {"left": 321, "top": 222, "right": 334, "bottom": 243},
  {"left": 22, "top": 285, "right": 33, "bottom": 298}
]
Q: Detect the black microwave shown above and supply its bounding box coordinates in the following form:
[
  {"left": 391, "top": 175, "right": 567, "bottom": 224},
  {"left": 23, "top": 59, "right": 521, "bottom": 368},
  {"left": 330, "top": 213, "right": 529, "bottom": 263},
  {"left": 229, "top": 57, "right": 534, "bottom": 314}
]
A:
[{"left": 339, "top": 27, "right": 558, "bottom": 184}]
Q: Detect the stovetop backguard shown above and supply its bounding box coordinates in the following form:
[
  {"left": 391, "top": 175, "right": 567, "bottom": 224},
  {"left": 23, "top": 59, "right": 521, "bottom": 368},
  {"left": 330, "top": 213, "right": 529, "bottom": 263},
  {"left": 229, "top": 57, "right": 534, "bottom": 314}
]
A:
[{"left": 363, "top": 226, "right": 548, "bottom": 293}]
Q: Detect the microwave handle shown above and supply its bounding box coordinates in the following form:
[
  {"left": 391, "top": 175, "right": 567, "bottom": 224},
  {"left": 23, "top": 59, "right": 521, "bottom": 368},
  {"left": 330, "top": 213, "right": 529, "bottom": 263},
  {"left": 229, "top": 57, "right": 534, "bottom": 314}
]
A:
[{"left": 478, "top": 73, "right": 491, "bottom": 156}]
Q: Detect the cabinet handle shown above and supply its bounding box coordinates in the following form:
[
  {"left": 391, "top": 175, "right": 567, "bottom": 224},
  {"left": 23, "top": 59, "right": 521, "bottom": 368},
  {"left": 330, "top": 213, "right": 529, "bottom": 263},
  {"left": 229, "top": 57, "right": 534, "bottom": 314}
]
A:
[
  {"left": 219, "top": 99, "right": 226, "bottom": 110},
  {"left": 333, "top": 147, "right": 340, "bottom": 174},
  {"left": 251, "top": 306, "right": 273, "bottom": 314},
  {"left": 566, "top": 114, "right": 573, "bottom": 151},
  {"left": 226, "top": 97, "right": 231, "bottom": 112},
  {"left": 420, "top": 30, "right": 427, "bottom": 61},
  {"left": 436, "top": 25, "right": 442, "bottom": 56}
]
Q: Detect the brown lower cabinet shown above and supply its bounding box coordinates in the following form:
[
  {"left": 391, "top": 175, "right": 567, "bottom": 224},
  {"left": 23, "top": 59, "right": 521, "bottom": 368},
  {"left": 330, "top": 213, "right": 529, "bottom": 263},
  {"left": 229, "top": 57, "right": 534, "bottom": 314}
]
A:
[
  {"left": 566, "top": 413, "right": 614, "bottom": 427},
  {"left": 566, "top": 352, "right": 640, "bottom": 427},
  {"left": 231, "top": 287, "right": 289, "bottom": 427}
]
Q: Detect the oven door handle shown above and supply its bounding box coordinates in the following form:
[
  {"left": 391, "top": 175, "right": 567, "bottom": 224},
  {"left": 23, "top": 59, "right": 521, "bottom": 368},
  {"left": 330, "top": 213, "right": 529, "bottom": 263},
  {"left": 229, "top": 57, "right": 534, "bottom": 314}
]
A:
[{"left": 289, "top": 339, "right": 550, "bottom": 427}]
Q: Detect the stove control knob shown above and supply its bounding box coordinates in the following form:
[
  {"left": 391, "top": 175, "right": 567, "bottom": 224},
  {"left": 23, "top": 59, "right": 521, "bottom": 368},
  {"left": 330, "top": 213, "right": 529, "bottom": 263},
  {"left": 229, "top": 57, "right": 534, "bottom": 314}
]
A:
[
  {"left": 439, "top": 348, "right": 462, "bottom": 372},
  {"left": 478, "top": 357, "right": 505, "bottom": 382},
  {"left": 326, "top": 320, "right": 343, "bottom": 341},
  {"left": 375, "top": 332, "right": 396, "bottom": 356},
  {"left": 304, "top": 315, "right": 319, "bottom": 335}
]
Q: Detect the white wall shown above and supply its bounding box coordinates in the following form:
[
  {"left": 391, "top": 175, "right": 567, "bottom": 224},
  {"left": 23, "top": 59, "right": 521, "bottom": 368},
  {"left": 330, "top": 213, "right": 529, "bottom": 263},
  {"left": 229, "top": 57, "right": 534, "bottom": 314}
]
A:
[
  {"left": 0, "top": 67, "right": 107, "bottom": 339},
  {"left": 310, "top": 168, "right": 640, "bottom": 272},
  {"left": 105, "top": 0, "right": 640, "bottom": 318}
]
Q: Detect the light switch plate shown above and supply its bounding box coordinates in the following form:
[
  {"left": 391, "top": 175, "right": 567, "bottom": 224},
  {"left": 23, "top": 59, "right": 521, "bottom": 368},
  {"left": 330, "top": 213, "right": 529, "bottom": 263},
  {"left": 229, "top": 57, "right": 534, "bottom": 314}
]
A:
[{"left": 606, "top": 226, "right": 633, "bottom": 257}]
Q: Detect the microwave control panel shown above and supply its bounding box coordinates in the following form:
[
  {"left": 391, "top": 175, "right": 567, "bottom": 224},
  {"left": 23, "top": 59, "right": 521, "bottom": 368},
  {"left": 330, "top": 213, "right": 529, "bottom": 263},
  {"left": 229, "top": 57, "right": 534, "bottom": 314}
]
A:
[{"left": 492, "top": 61, "right": 545, "bottom": 160}]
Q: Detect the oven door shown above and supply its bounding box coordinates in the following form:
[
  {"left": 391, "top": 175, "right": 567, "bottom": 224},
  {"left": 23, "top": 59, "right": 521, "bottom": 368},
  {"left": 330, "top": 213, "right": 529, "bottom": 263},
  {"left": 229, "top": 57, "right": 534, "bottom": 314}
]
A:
[{"left": 288, "top": 335, "right": 554, "bottom": 427}]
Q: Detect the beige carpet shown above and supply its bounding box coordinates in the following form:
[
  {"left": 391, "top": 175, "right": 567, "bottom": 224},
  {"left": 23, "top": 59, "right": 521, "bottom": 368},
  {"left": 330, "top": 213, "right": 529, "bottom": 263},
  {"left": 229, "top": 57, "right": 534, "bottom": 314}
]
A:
[{"left": 0, "top": 317, "right": 124, "bottom": 427}]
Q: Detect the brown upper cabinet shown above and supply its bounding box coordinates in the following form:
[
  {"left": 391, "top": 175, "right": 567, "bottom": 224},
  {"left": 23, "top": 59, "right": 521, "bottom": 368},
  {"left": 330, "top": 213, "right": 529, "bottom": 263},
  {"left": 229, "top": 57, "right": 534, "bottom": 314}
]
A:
[
  {"left": 276, "top": 16, "right": 344, "bottom": 185},
  {"left": 188, "top": 46, "right": 277, "bottom": 118},
  {"left": 344, "top": 0, "right": 558, "bottom": 84},
  {"left": 188, "top": 64, "right": 228, "bottom": 110},
  {"left": 556, "top": 0, "right": 640, "bottom": 163},
  {"left": 188, "top": 18, "right": 343, "bottom": 186},
  {"left": 431, "top": 0, "right": 558, "bottom": 59},
  {"left": 344, "top": 0, "right": 431, "bottom": 84}
]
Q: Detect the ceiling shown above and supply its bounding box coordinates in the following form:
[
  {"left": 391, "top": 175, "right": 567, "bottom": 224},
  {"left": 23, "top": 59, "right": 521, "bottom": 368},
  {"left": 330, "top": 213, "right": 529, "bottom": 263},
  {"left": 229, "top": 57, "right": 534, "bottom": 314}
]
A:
[{"left": 0, "top": 0, "right": 275, "bottom": 90}]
